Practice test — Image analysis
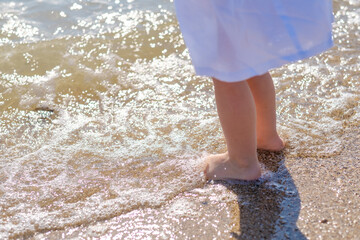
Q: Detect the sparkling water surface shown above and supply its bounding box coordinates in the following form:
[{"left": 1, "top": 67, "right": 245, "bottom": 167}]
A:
[{"left": 0, "top": 0, "right": 359, "bottom": 238}]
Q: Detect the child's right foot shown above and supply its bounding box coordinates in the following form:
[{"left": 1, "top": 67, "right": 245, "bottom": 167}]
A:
[
  {"left": 204, "top": 152, "right": 261, "bottom": 181},
  {"left": 257, "top": 135, "right": 285, "bottom": 152}
]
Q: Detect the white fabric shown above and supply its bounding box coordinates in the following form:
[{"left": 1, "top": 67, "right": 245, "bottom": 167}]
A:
[{"left": 175, "top": 0, "right": 333, "bottom": 82}]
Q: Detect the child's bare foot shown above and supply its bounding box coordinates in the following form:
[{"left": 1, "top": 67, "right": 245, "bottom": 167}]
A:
[
  {"left": 204, "top": 152, "right": 261, "bottom": 181},
  {"left": 257, "top": 135, "right": 285, "bottom": 152}
]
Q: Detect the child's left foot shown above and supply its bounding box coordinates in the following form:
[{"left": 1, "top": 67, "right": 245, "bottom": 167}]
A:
[{"left": 204, "top": 152, "right": 261, "bottom": 181}]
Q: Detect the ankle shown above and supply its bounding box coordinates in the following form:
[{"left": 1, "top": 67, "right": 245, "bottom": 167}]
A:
[
  {"left": 257, "top": 134, "right": 284, "bottom": 151},
  {"left": 257, "top": 129, "right": 279, "bottom": 140},
  {"left": 228, "top": 154, "right": 259, "bottom": 169}
]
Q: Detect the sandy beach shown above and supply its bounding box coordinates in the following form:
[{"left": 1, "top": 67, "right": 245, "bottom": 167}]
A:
[
  {"left": 0, "top": 0, "right": 359, "bottom": 239},
  {"left": 29, "top": 124, "right": 359, "bottom": 240}
]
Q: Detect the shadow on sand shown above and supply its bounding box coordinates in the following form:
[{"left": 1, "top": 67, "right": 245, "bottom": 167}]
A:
[{"left": 217, "top": 150, "right": 307, "bottom": 239}]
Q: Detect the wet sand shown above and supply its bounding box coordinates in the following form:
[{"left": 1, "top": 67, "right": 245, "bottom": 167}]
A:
[
  {"left": 1, "top": 0, "right": 359, "bottom": 239},
  {"left": 31, "top": 125, "right": 360, "bottom": 240},
  {"left": 290, "top": 127, "right": 360, "bottom": 239}
]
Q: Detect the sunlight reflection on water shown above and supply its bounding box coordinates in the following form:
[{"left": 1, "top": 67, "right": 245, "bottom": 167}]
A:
[{"left": 0, "top": 0, "right": 359, "bottom": 238}]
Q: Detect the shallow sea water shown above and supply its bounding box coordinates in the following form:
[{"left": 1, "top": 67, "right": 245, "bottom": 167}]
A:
[{"left": 0, "top": 0, "right": 359, "bottom": 239}]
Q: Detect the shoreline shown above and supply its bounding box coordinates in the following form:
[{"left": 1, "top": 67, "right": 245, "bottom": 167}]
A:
[{"left": 30, "top": 125, "right": 360, "bottom": 239}]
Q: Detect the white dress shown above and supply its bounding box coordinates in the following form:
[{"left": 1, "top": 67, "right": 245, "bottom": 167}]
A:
[{"left": 174, "top": 0, "right": 333, "bottom": 82}]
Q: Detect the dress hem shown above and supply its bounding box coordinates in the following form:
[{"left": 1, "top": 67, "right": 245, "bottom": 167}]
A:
[{"left": 194, "top": 38, "right": 334, "bottom": 82}]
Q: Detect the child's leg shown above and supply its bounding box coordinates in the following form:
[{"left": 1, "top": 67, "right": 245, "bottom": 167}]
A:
[
  {"left": 204, "top": 78, "right": 261, "bottom": 180},
  {"left": 247, "top": 72, "right": 284, "bottom": 151}
]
